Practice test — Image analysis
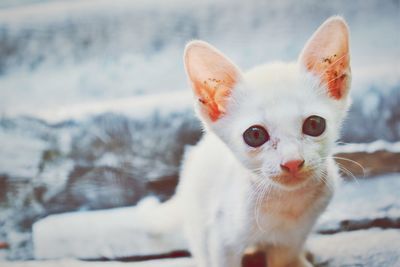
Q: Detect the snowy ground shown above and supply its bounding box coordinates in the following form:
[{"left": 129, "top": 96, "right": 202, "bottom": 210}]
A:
[
  {"left": 4, "top": 227, "right": 400, "bottom": 267},
  {"left": 1, "top": 174, "right": 399, "bottom": 266},
  {"left": 27, "top": 174, "right": 400, "bottom": 261},
  {"left": 5, "top": 226, "right": 400, "bottom": 267},
  {"left": 3, "top": 258, "right": 196, "bottom": 267}
]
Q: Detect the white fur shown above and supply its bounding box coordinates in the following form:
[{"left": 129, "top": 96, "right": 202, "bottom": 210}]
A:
[{"left": 175, "top": 60, "right": 350, "bottom": 266}]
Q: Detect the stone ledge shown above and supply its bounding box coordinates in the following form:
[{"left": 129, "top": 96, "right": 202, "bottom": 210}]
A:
[{"left": 3, "top": 229, "right": 400, "bottom": 267}]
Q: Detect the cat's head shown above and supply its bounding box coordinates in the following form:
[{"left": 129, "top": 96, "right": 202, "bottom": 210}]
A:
[{"left": 184, "top": 17, "right": 351, "bottom": 190}]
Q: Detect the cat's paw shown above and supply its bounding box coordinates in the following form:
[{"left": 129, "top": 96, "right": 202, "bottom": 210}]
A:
[{"left": 265, "top": 246, "right": 316, "bottom": 267}]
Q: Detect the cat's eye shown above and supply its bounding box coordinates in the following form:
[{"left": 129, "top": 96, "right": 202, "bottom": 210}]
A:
[
  {"left": 302, "top": 116, "right": 326, "bottom": 137},
  {"left": 243, "top": 125, "right": 270, "bottom": 147}
]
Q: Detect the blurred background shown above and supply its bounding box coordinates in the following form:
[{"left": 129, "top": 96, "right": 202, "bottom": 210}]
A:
[{"left": 0, "top": 0, "right": 399, "bottom": 266}]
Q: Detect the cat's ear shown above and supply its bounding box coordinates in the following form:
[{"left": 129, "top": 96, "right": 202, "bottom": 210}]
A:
[
  {"left": 184, "top": 41, "right": 242, "bottom": 122},
  {"left": 299, "top": 16, "right": 351, "bottom": 100}
]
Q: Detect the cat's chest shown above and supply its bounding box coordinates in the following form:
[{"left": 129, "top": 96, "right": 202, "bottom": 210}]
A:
[
  {"left": 248, "top": 183, "right": 327, "bottom": 245},
  {"left": 255, "top": 181, "right": 326, "bottom": 223}
]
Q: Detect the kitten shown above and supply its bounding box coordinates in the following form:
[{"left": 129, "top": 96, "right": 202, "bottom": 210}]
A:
[{"left": 174, "top": 16, "right": 351, "bottom": 267}]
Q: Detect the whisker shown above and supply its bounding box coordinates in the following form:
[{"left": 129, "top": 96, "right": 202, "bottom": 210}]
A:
[
  {"left": 255, "top": 181, "right": 269, "bottom": 232},
  {"left": 336, "top": 162, "right": 360, "bottom": 185},
  {"left": 329, "top": 156, "right": 365, "bottom": 178}
]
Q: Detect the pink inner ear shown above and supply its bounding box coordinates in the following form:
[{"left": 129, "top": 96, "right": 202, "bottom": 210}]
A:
[
  {"left": 300, "top": 17, "right": 351, "bottom": 100},
  {"left": 192, "top": 78, "right": 234, "bottom": 121},
  {"left": 184, "top": 41, "right": 240, "bottom": 121}
]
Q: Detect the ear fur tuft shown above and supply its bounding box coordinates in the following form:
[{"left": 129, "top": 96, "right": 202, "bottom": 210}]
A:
[
  {"left": 184, "top": 41, "right": 242, "bottom": 122},
  {"left": 299, "top": 16, "right": 351, "bottom": 100}
]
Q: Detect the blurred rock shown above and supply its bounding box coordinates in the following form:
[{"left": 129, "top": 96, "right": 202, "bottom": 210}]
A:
[
  {"left": 316, "top": 173, "right": 400, "bottom": 234},
  {"left": 44, "top": 166, "right": 146, "bottom": 212},
  {"left": 335, "top": 151, "right": 400, "bottom": 178},
  {"left": 1, "top": 110, "right": 400, "bottom": 260},
  {"left": 309, "top": 229, "right": 400, "bottom": 267},
  {"left": 31, "top": 173, "right": 400, "bottom": 261},
  {"left": 20, "top": 231, "right": 400, "bottom": 267},
  {"left": 0, "top": 109, "right": 201, "bottom": 260},
  {"left": 4, "top": 228, "right": 400, "bottom": 267},
  {"left": 342, "top": 86, "right": 400, "bottom": 143}
]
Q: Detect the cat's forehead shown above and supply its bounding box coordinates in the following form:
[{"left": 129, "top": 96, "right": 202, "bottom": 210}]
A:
[
  {"left": 253, "top": 85, "right": 325, "bottom": 117},
  {"left": 234, "top": 92, "right": 330, "bottom": 130},
  {"left": 243, "top": 62, "right": 316, "bottom": 100},
  {"left": 235, "top": 62, "right": 331, "bottom": 120}
]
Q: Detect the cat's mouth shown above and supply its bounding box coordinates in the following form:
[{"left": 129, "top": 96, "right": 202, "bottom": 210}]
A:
[{"left": 269, "top": 169, "right": 315, "bottom": 188}]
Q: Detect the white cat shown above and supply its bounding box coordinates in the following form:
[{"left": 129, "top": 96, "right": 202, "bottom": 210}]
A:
[
  {"left": 139, "top": 17, "right": 351, "bottom": 267},
  {"left": 171, "top": 16, "right": 352, "bottom": 267}
]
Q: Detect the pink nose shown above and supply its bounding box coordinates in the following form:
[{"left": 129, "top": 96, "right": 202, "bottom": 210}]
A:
[{"left": 280, "top": 159, "right": 305, "bottom": 173}]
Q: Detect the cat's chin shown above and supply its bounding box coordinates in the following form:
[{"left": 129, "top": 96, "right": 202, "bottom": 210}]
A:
[{"left": 268, "top": 171, "right": 314, "bottom": 190}]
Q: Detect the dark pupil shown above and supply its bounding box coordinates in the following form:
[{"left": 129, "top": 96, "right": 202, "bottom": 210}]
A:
[
  {"left": 253, "top": 131, "right": 260, "bottom": 139},
  {"left": 310, "top": 120, "right": 317, "bottom": 129},
  {"left": 243, "top": 126, "right": 269, "bottom": 147},
  {"left": 303, "top": 116, "right": 326, "bottom": 137}
]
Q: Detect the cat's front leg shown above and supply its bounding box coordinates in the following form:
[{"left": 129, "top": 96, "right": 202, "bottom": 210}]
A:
[
  {"left": 208, "top": 245, "right": 243, "bottom": 267},
  {"left": 207, "top": 227, "right": 243, "bottom": 267},
  {"left": 266, "top": 246, "right": 313, "bottom": 267}
]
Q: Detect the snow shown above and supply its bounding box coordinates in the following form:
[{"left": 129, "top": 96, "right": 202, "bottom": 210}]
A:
[
  {"left": 33, "top": 197, "right": 187, "bottom": 260},
  {"left": 334, "top": 140, "right": 400, "bottom": 154},
  {"left": 7, "top": 229, "right": 400, "bottom": 266},
  {"left": 316, "top": 173, "right": 400, "bottom": 233},
  {"left": 32, "top": 173, "right": 400, "bottom": 260},
  {"left": 3, "top": 258, "right": 195, "bottom": 267},
  {"left": 26, "top": 91, "right": 193, "bottom": 124}
]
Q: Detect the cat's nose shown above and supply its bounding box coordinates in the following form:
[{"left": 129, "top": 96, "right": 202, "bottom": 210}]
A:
[{"left": 280, "top": 159, "right": 305, "bottom": 174}]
